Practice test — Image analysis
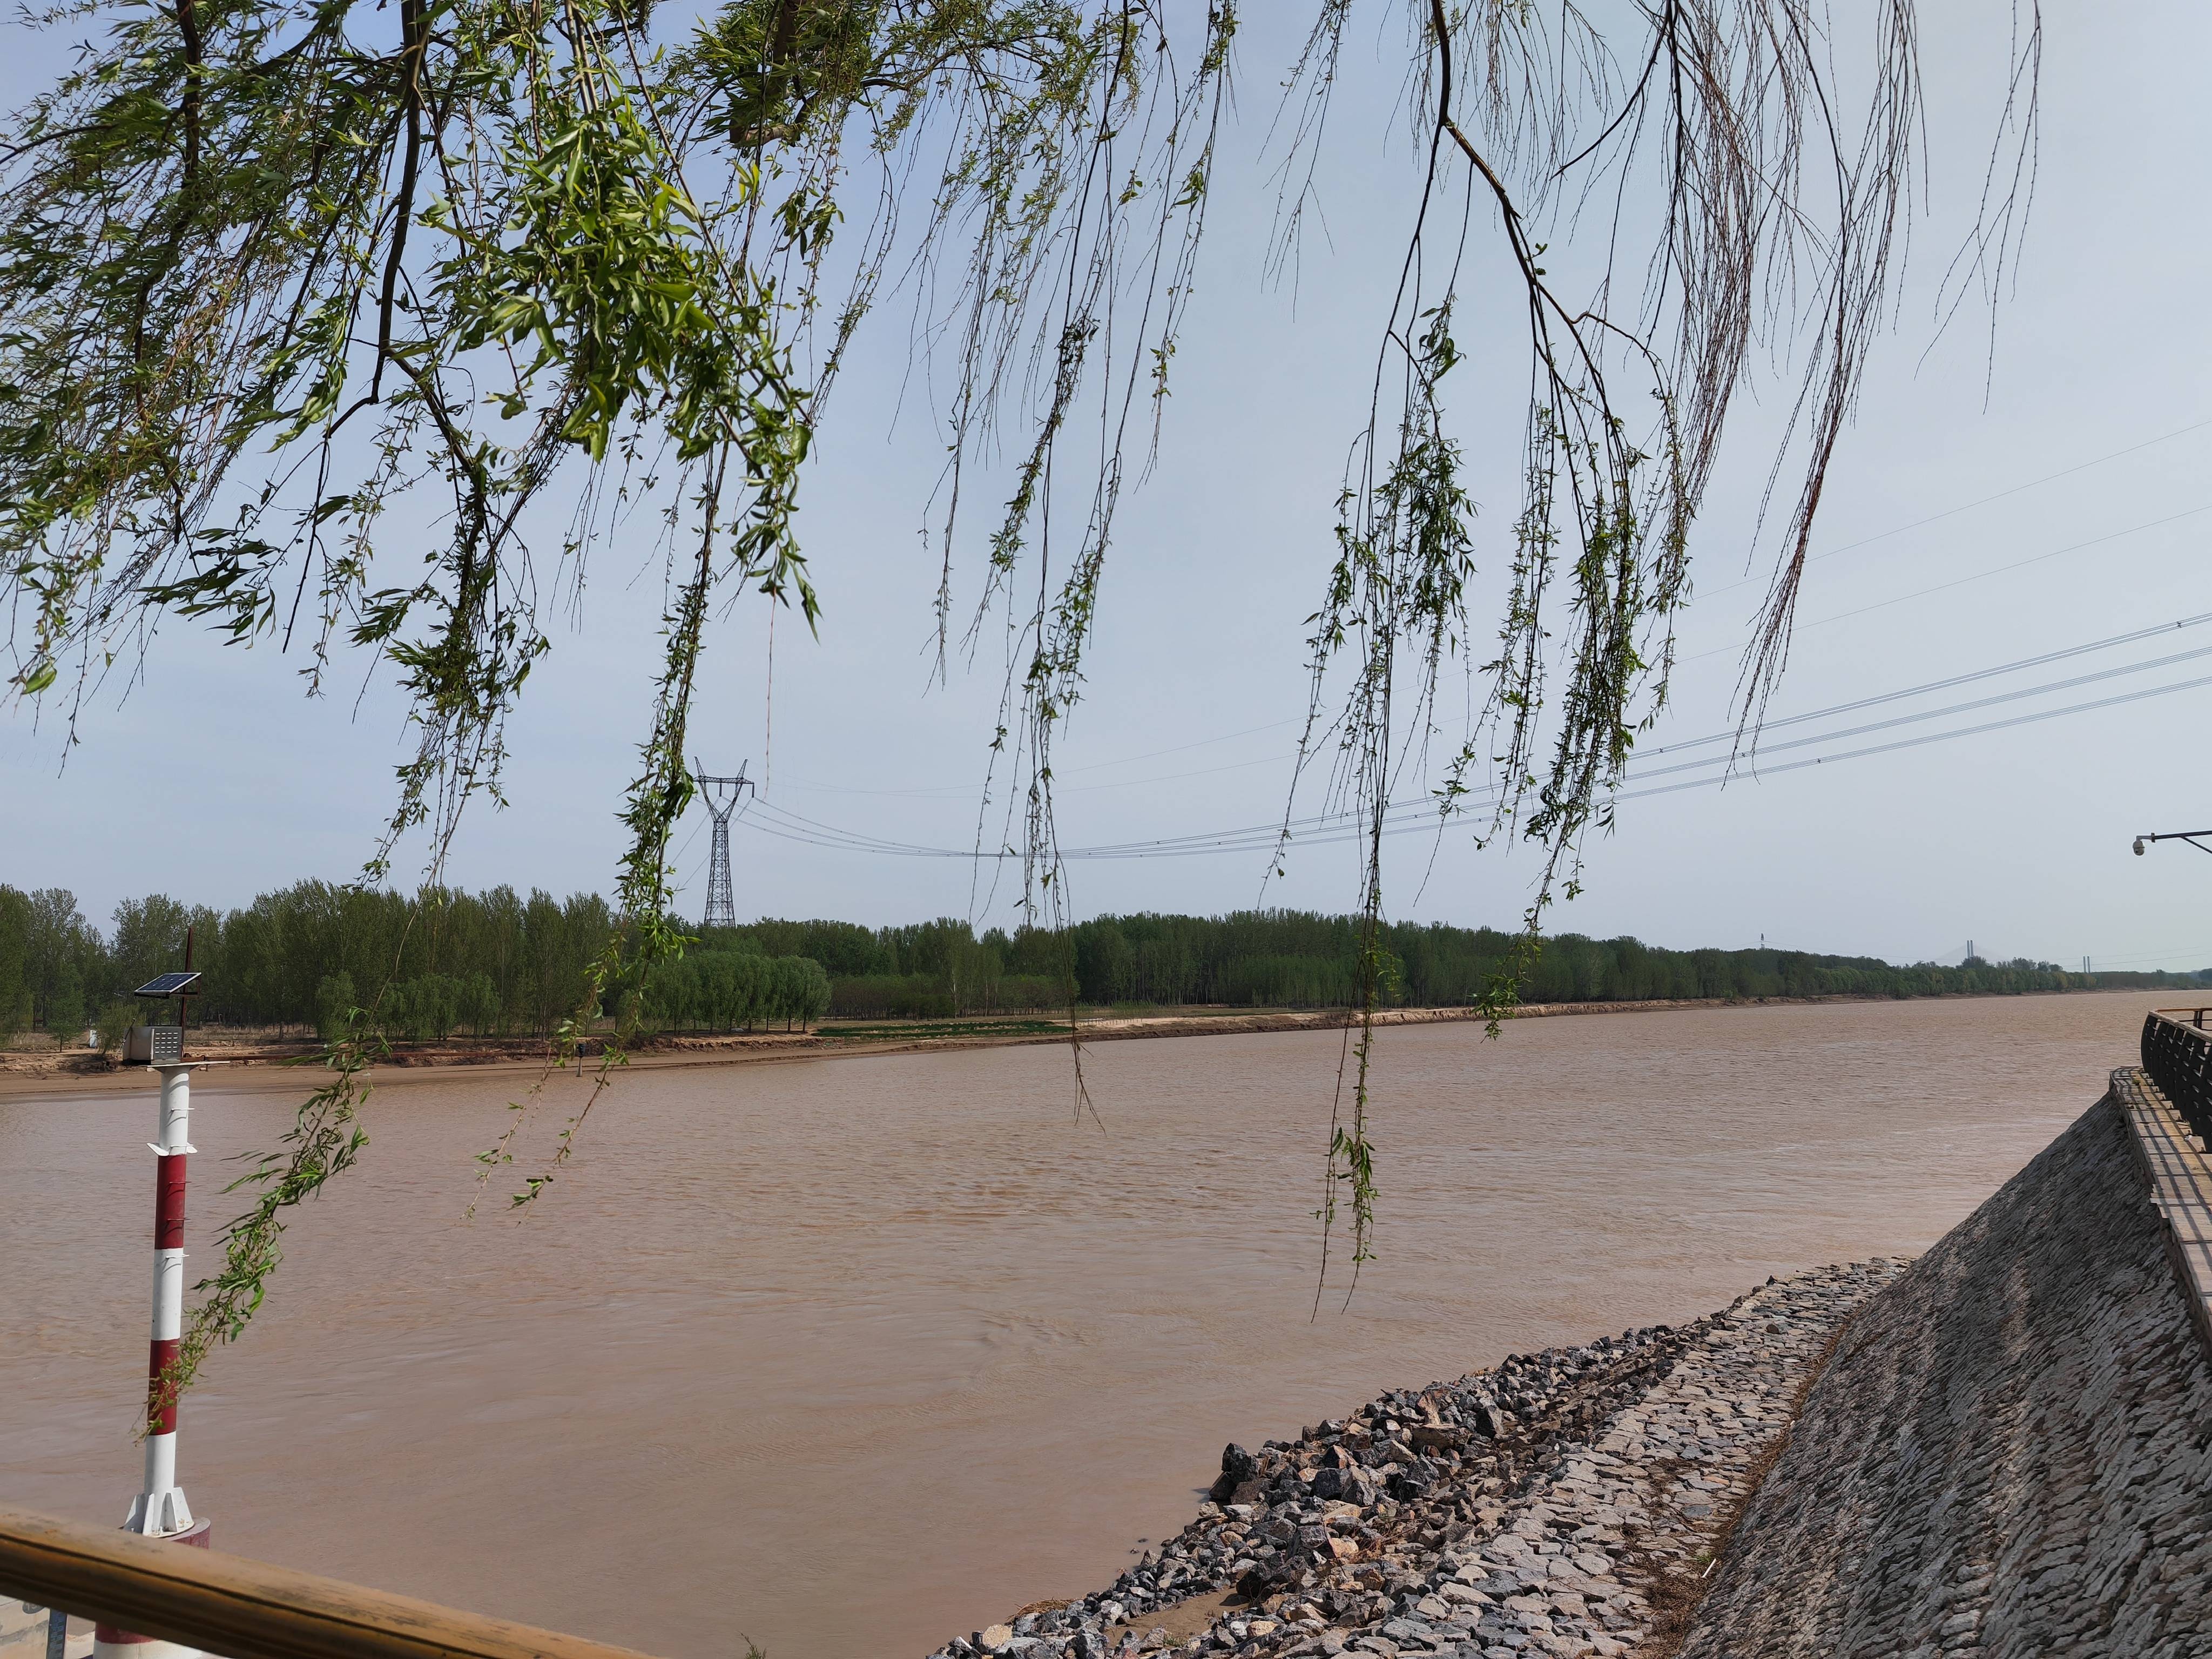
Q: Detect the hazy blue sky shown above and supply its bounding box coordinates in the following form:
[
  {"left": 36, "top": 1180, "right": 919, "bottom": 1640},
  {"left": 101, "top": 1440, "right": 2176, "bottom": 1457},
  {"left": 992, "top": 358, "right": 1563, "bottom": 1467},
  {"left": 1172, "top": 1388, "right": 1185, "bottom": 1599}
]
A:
[{"left": 6, "top": 2, "right": 2209, "bottom": 972}]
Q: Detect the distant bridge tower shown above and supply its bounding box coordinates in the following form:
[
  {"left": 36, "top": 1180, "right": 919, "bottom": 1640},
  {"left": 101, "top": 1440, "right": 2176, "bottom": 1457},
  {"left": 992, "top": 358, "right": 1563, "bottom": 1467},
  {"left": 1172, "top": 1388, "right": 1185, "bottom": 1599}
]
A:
[{"left": 694, "top": 759, "right": 754, "bottom": 931}]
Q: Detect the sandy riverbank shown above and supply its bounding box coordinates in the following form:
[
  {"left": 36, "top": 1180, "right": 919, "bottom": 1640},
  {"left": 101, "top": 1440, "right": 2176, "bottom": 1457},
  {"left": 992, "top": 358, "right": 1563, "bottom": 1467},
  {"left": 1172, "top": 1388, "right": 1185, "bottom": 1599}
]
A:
[{"left": 0, "top": 988, "right": 2127, "bottom": 1099}]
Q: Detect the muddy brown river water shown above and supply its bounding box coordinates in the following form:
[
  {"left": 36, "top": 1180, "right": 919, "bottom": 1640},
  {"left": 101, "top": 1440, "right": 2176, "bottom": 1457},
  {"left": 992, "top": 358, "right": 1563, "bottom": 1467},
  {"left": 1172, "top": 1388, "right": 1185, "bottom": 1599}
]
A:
[{"left": 0, "top": 992, "right": 2163, "bottom": 1658}]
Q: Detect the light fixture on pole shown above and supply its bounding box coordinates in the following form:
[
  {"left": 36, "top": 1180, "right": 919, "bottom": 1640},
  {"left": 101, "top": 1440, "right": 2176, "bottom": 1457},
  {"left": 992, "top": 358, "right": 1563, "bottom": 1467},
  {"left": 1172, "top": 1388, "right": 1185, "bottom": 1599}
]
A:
[{"left": 2133, "top": 829, "right": 2212, "bottom": 857}]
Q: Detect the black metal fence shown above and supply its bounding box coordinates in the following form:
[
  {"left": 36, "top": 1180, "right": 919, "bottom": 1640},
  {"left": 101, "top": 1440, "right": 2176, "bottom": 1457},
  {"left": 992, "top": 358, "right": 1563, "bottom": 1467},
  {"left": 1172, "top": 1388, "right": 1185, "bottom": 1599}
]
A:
[{"left": 2140, "top": 1012, "right": 2212, "bottom": 1142}]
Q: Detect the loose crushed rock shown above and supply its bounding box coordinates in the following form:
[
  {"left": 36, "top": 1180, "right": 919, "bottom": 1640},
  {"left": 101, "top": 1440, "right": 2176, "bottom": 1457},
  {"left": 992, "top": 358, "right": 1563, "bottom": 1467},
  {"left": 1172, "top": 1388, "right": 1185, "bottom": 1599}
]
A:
[{"left": 929, "top": 1262, "right": 1903, "bottom": 1659}]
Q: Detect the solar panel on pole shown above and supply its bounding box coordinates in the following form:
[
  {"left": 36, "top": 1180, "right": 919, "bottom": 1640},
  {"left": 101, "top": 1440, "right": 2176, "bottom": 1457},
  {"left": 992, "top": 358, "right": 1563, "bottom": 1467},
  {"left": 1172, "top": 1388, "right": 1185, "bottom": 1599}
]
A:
[{"left": 133, "top": 972, "right": 202, "bottom": 998}]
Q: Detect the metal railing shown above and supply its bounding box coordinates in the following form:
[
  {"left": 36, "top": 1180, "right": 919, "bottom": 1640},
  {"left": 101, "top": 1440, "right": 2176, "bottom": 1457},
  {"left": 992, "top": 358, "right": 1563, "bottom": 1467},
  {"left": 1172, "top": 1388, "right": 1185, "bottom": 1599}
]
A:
[
  {"left": 2140, "top": 1011, "right": 2212, "bottom": 1143},
  {"left": 0, "top": 1507, "right": 658, "bottom": 1659}
]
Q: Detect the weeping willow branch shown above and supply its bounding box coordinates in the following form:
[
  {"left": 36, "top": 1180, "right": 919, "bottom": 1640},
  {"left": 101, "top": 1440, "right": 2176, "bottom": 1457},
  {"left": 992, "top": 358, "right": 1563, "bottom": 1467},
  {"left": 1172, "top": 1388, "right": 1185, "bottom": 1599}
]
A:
[
  {"left": 150, "top": 1036, "right": 374, "bottom": 1434},
  {"left": 1284, "top": 0, "right": 2027, "bottom": 1297},
  {"left": 4, "top": 0, "right": 2036, "bottom": 1360}
]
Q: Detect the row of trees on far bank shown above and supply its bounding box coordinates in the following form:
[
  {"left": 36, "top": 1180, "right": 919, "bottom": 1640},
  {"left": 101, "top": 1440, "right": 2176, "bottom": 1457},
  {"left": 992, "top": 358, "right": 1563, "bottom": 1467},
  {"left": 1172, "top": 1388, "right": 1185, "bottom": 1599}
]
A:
[
  {"left": 0, "top": 884, "right": 835, "bottom": 1042},
  {"left": 709, "top": 911, "right": 2195, "bottom": 1014},
  {"left": 1, "top": 884, "right": 2200, "bottom": 1043}
]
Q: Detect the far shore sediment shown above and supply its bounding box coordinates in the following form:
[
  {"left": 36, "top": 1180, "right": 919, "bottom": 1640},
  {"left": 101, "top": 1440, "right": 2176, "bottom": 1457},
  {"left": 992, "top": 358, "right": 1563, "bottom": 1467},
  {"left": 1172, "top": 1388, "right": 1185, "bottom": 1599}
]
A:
[{"left": 0, "top": 986, "right": 2144, "bottom": 1100}]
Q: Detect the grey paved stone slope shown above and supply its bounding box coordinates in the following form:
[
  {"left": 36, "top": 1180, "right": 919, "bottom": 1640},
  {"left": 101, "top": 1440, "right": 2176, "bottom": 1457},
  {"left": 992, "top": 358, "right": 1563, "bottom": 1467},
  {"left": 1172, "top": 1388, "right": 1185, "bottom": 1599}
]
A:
[{"left": 1679, "top": 1095, "right": 2212, "bottom": 1659}]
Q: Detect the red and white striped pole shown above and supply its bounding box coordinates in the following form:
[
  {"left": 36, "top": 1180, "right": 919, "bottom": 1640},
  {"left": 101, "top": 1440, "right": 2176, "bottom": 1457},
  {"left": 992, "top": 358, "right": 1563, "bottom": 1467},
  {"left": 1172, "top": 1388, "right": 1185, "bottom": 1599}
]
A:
[
  {"left": 125, "top": 1061, "right": 195, "bottom": 1538},
  {"left": 97, "top": 1060, "right": 210, "bottom": 1659}
]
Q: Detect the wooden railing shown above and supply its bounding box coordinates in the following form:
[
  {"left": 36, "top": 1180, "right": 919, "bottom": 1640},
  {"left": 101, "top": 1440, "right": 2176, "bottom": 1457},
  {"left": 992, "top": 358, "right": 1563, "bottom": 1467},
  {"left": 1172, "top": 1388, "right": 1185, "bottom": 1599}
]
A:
[{"left": 0, "top": 1508, "right": 659, "bottom": 1659}]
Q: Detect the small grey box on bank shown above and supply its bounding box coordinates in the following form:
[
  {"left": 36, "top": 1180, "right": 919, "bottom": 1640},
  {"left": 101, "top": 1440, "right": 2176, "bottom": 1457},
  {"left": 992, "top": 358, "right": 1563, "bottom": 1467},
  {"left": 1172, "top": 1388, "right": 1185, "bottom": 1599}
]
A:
[{"left": 125, "top": 1026, "right": 183, "bottom": 1064}]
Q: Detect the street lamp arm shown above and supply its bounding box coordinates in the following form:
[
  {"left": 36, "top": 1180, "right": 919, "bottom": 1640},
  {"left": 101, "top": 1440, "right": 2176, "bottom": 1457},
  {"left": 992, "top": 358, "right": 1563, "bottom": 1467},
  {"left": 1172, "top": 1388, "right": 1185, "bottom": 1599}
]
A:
[{"left": 2133, "top": 830, "right": 2212, "bottom": 855}]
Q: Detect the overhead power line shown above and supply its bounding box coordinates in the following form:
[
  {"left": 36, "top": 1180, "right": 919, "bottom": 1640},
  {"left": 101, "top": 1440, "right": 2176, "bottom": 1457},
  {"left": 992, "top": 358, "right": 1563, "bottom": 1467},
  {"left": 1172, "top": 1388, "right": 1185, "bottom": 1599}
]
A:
[
  {"left": 2068, "top": 945, "right": 2212, "bottom": 969},
  {"left": 734, "top": 612, "right": 2212, "bottom": 864},
  {"left": 1624, "top": 639, "right": 2212, "bottom": 788},
  {"left": 729, "top": 612, "right": 2212, "bottom": 871},
  {"left": 1647, "top": 612, "right": 2212, "bottom": 759},
  {"left": 769, "top": 719, "right": 1304, "bottom": 799},
  {"left": 1695, "top": 414, "right": 2212, "bottom": 603},
  {"left": 1682, "top": 503, "right": 2212, "bottom": 663},
  {"left": 1617, "top": 671, "right": 2212, "bottom": 803},
  {"left": 683, "top": 422, "right": 2212, "bottom": 898}
]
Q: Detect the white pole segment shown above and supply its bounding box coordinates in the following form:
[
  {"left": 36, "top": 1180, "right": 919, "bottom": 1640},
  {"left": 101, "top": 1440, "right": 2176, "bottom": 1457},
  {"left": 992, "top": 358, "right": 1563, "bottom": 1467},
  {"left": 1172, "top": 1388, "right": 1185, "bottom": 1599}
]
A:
[{"left": 123, "top": 1067, "right": 194, "bottom": 1538}]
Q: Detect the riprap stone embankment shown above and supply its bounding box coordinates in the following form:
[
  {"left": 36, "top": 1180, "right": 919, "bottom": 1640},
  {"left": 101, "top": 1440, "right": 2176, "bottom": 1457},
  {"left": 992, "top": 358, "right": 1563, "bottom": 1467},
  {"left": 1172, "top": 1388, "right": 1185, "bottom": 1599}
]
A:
[
  {"left": 930, "top": 1262, "right": 1903, "bottom": 1659},
  {"left": 935, "top": 1087, "right": 2212, "bottom": 1659}
]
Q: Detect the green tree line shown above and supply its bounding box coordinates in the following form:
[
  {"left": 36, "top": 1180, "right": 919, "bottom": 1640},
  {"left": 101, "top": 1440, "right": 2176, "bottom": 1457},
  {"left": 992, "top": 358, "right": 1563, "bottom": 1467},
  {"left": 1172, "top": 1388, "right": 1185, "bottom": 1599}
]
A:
[
  {"left": 715, "top": 909, "right": 2199, "bottom": 1012},
  {"left": 0, "top": 884, "right": 832, "bottom": 1042},
  {"left": 915, "top": 911, "right": 2198, "bottom": 1011},
  {"left": 2, "top": 886, "right": 2197, "bottom": 1045}
]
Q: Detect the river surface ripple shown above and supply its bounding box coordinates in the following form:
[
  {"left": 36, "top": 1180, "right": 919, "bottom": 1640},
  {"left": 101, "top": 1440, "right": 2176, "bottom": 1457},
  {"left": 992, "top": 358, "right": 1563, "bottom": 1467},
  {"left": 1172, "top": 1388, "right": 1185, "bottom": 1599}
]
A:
[{"left": 0, "top": 992, "right": 2162, "bottom": 1658}]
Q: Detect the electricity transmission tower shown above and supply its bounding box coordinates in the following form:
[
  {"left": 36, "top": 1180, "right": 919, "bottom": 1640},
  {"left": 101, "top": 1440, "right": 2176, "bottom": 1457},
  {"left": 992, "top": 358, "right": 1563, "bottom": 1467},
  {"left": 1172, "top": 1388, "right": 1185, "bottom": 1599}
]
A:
[{"left": 694, "top": 759, "right": 754, "bottom": 930}]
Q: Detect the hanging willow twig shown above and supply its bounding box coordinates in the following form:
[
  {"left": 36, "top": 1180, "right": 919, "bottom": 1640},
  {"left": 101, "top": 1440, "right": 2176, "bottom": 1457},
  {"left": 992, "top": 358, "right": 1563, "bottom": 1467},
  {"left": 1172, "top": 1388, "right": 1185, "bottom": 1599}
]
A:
[
  {"left": 1277, "top": 0, "right": 2035, "bottom": 1293},
  {"left": 3, "top": 0, "right": 2038, "bottom": 1370}
]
